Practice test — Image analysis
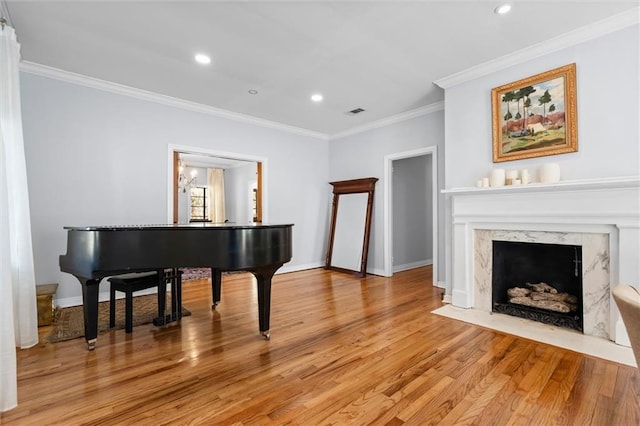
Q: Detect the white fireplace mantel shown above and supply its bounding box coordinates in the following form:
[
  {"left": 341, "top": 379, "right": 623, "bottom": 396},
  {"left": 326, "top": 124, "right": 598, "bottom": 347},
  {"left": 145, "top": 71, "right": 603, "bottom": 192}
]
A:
[
  {"left": 442, "top": 175, "right": 640, "bottom": 197},
  {"left": 444, "top": 176, "right": 640, "bottom": 345}
]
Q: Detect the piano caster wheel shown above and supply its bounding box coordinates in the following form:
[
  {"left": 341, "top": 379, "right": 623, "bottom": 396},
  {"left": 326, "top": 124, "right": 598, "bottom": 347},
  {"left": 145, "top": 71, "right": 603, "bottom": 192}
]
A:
[
  {"left": 87, "top": 339, "right": 97, "bottom": 351},
  {"left": 261, "top": 331, "right": 270, "bottom": 341},
  {"left": 211, "top": 302, "right": 219, "bottom": 310}
]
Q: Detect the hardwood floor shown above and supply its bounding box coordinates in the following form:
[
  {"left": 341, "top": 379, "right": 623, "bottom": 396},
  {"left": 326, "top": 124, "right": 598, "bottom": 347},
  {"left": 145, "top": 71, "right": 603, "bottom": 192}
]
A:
[{"left": 3, "top": 266, "right": 639, "bottom": 425}]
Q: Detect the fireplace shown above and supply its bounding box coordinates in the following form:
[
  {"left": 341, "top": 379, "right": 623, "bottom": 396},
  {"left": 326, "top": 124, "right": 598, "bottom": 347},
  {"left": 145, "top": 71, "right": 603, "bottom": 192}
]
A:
[
  {"left": 474, "top": 229, "right": 608, "bottom": 339},
  {"left": 491, "top": 241, "right": 583, "bottom": 332},
  {"left": 444, "top": 176, "right": 640, "bottom": 346}
]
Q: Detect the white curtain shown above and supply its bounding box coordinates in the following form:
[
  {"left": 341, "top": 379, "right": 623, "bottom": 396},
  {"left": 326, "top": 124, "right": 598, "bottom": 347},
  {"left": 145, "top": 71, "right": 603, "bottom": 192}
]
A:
[
  {"left": 207, "top": 168, "right": 226, "bottom": 223},
  {"left": 0, "top": 23, "right": 39, "bottom": 412}
]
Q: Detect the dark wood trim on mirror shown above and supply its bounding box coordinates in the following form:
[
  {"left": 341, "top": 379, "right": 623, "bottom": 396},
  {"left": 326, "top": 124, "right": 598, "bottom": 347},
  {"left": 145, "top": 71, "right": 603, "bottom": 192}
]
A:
[{"left": 325, "top": 177, "right": 378, "bottom": 277}]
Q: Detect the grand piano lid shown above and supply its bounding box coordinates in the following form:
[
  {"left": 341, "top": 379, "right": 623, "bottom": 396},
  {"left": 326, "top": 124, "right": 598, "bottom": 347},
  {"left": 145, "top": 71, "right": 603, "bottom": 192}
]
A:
[{"left": 63, "top": 223, "right": 294, "bottom": 231}]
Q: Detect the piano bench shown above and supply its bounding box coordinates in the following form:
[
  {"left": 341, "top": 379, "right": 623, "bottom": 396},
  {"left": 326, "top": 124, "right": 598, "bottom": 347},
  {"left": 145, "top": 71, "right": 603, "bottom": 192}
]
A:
[{"left": 108, "top": 271, "right": 162, "bottom": 333}]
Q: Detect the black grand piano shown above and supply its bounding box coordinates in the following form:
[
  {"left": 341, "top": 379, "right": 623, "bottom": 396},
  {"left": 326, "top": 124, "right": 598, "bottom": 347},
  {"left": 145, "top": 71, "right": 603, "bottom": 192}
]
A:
[{"left": 59, "top": 223, "right": 293, "bottom": 350}]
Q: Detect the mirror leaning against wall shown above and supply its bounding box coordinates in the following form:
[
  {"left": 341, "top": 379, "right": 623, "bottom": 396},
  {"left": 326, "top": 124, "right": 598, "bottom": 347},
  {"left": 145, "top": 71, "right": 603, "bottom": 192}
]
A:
[{"left": 325, "top": 177, "right": 378, "bottom": 277}]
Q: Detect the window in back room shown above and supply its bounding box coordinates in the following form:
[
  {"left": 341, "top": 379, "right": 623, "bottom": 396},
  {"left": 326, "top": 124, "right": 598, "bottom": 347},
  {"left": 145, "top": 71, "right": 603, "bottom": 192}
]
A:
[{"left": 189, "top": 187, "right": 210, "bottom": 222}]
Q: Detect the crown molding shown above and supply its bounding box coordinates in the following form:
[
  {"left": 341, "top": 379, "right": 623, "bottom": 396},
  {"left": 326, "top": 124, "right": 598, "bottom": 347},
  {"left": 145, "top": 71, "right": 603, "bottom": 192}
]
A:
[
  {"left": 434, "top": 7, "right": 639, "bottom": 89},
  {"left": 330, "top": 101, "right": 444, "bottom": 140},
  {"left": 20, "top": 59, "right": 444, "bottom": 142},
  {"left": 19, "top": 61, "right": 329, "bottom": 140}
]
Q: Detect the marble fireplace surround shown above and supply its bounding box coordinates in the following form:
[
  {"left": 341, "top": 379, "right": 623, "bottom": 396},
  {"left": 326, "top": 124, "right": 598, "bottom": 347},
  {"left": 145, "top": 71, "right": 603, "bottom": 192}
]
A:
[
  {"left": 443, "top": 177, "right": 640, "bottom": 349},
  {"left": 474, "top": 229, "right": 609, "bottom": 339}
]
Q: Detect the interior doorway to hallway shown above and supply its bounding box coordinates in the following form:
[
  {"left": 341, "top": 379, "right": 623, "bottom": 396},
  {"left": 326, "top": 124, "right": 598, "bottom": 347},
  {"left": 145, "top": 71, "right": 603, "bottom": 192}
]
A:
[{"left": 383, "top": 147, "right": 438, "bottom": 285}]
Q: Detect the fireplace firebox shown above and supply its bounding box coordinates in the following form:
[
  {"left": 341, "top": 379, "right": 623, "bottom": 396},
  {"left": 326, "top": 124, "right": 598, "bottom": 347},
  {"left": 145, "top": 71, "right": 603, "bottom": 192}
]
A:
[{"left": 492, "top": 241, "right": 583, "bottom": 332}]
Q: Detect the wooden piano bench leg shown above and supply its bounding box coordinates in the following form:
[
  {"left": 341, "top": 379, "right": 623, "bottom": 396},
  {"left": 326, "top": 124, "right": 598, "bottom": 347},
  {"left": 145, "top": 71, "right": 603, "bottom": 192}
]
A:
[
  {"left": 109, "top": 286, "right": 116, "bottom": 328},
  {"left": 108, "top": 271, "right": 160, "bottom": 334}
]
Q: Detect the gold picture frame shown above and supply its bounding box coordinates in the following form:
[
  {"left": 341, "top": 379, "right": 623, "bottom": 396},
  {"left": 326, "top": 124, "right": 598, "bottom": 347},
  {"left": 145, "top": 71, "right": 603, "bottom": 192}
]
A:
[{"left": 492, "top": 63, "right": 578, "bottom": 163}]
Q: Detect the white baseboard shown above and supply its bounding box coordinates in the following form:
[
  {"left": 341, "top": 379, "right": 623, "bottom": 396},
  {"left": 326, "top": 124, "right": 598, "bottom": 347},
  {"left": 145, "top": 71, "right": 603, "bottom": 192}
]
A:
[
  {"left": 55, "top": 287, "right": 159, "bottom": 309},
  {"left": 393, "top": 259, "right": 432, "bottom": 273},
  {"left": 56, "top": 261, "right": 440, "bottom": 307},
  {"left": 278, "top": 262, "right": 324, "bottom": 274},
  {"left": 365, "top": 267, "right": 385, "bottom": 276},
  {"left": 55, "top": 296, "right": 85, "bottom": 308}
]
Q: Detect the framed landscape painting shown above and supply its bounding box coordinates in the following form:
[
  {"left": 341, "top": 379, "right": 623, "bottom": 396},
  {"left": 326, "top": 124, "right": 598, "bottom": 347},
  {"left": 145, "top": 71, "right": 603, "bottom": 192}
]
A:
[{"left": 492, "top": 63, "right": 578, "bottom": 162}]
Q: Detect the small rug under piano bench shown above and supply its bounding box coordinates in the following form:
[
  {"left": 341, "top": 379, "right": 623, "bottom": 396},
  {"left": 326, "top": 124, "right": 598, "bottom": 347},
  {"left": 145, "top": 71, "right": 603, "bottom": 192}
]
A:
[
  {"left": 181, "top": 267, "right": 211, "bottom": 281},
  {"left": 181, "top": 268, "right": 247, "bottom": 281},
  {"left": 46, "top": 294, "right": 191, "bottom": 343}
]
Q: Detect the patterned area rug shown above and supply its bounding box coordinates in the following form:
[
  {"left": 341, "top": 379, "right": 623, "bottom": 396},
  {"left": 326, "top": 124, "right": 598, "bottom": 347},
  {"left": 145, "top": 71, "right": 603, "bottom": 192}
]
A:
[
  {"left": 46, "top": 294, "right": 191, "bottom": 343},
  {"left": 181, "top": 267, "right": 211, "bottom": 281},
  {"left": 181, "top": 268, "right": 247, "bottom": 280}
]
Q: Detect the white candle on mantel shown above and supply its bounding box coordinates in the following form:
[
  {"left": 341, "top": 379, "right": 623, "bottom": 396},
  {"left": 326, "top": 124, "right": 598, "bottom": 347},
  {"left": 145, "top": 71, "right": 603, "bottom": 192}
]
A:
[
  {"left": 539, "top": 163, "right": 561, "bottom": 183},
  {"left": 521, "top": 169, "right": 530, "bottom": 184},
  {"left": 489, "top": 169, "right": 506, "bottom": 187}
]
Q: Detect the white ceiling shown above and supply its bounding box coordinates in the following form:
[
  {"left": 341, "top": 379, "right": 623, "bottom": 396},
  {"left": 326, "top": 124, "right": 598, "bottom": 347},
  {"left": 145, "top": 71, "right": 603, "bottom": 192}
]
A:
[{"left": 3, "top": 1, "right": 638, "bottom": 137}]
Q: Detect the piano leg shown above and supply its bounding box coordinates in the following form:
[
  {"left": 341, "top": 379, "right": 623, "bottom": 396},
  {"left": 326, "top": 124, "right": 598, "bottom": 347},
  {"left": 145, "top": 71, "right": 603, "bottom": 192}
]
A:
[
  {"left": 80, "top": 279, "right": 100, "bottom": 350},
  {"left": 155, "top": 269, "right": 168, "bottom": 326},
  {"left": 251, "top": 263, "right": 283, "bottom": 341},
  {"left": 211, "top": 268, "right": 222, "bottom": 309},
  {"left": 171, "top": 268, "right": 182, "bottom": 322},
  {"left": 154, "top": 268, "right": 183, "bottom": 325}
]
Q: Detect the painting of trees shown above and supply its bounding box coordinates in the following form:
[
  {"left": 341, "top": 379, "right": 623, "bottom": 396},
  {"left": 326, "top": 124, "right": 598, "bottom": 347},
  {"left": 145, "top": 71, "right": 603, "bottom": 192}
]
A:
[
  {"left": 539, "top": 89, "right": 552, "bottom": 121},
  {"left": 491, "top": 64, "right": 578, "bottom": 162},
  {"left": 502, "top": 91, "right": 515, "bottom": 126}
]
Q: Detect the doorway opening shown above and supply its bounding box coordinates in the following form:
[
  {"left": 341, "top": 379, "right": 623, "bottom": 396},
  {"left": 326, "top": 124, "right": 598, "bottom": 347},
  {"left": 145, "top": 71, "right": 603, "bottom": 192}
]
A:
[
  {"left": 383, "top": 147, "right": 438, "bottom": 285},
  {"left": 167, "top": 145, "right": 267, "bottom": 225}
]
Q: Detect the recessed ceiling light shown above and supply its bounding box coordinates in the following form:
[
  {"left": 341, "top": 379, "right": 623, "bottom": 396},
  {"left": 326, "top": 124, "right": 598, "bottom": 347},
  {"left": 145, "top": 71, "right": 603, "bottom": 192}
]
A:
[
  {"left": 311, "top": 93, "right": 323, "bottom": 102},
  {"left": 194, "top": 53, "right": 211, "bottom": 64},
  {"left": 248, "top": 89, "right": 259, "bottom": 95},
  {"left": 494, "top": 4, "right": 511, "bottom": 15}
]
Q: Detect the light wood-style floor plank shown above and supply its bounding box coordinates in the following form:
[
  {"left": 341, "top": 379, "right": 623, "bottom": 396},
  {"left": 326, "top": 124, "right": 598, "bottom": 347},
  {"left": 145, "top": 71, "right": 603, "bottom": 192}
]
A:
[{"left": 2, "top": 266, "right": 639, "bottom": 425}]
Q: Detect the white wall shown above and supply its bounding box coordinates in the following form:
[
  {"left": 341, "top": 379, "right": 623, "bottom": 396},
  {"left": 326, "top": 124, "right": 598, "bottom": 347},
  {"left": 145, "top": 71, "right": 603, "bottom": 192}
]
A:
[
  {"left": 443, "top": 25, "right": 639, "bottom": 296},
  {"left": 21, "top": 73, "right": 330, "bottom": 305},
  {"left": 444, "top": 25, "right": 639, "bottom": 188},
  {"left": 329, "top": 110, "right": 445, "bottom": 278}
]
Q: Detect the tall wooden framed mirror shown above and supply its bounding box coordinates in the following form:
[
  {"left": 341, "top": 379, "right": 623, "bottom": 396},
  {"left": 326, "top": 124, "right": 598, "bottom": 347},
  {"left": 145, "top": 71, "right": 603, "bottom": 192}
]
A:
[{"left": 325, "top": 177, "right": 378, "bottom": 277}]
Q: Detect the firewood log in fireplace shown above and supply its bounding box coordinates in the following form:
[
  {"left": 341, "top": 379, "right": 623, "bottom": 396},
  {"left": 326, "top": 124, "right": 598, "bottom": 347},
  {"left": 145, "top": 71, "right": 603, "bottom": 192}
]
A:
[
  {"left": 506, "top": 282, "right": 578, "bottom": 313},
  {"left": 508, "top": 296, "right": 573, "bottom": 313},
  {"left": 526, "top": 282, "right": 558, "bottom": 294},
  {"left": 529, "top": 291, "right": 578, "bottom": 305},
  {"left": 507, "top": 287, "right": 531, "bottom": 298}
]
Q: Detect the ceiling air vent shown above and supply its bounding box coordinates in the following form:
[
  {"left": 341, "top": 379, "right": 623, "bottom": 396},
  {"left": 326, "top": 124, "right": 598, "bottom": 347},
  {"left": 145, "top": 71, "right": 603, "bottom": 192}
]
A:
[{"left": 345, "top": 107, "right": 365, "bottom": 116}]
